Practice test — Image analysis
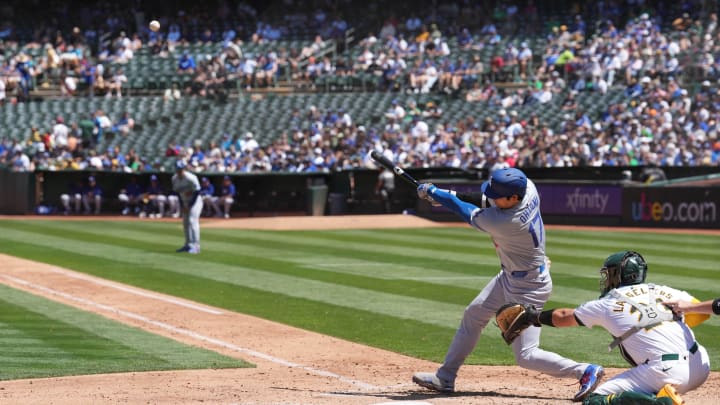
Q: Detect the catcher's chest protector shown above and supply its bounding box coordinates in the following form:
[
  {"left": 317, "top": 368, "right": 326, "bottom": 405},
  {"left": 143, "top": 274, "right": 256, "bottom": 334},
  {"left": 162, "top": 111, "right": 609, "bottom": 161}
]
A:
[{"left": 607, "top": 284, "right": 676, "bottom": 351}]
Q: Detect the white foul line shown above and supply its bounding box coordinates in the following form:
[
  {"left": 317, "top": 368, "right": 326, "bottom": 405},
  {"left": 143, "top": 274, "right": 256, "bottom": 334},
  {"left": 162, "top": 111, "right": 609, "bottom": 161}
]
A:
[
  {"left": 49, "top": 267, "right": 223, "bottom": 315},
  {"left": 0, "top": 274, "right": 379, "bottom": 391}
]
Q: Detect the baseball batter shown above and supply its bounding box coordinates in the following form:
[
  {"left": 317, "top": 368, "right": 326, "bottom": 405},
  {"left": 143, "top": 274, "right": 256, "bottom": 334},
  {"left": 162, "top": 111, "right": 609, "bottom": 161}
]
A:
[
  {"left": 413, "top": 167, "right": 603, "bottom": 401},
  {"left": 530, "top": 251, "right": 710, "bottom": 405},
  {"left": 172, "top": 160, "right": 202, "bottom": 254}
]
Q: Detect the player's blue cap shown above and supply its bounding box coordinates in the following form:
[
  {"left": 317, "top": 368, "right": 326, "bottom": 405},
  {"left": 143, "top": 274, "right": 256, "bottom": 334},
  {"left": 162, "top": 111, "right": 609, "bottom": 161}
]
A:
[
  {"left": 150, "top": 174, "right": 158, "bottom": 181},
  {"left": 175, "top": 160, "right": 186, "bottom": 170},
  {"left": 481, "top": 168, "right": 527, "bottom": 199},
  {"left": 88, "top": 175, "right": 96, "bottom": 182}
]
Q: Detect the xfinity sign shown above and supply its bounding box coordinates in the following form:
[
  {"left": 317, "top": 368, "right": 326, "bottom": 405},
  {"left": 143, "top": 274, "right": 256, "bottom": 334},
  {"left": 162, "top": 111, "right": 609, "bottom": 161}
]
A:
[
  {"left": 566, "top": 188, "right": 609, "bottom": 214},
  {"left": 537, "top": 185, "right": 622, "bottom": 216}
]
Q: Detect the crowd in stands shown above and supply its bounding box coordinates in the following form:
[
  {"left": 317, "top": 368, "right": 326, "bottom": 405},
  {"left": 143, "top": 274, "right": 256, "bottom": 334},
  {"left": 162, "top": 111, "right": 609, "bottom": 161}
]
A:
[{"left": 1, "top": 0, "right": 720, "bottom": 174}]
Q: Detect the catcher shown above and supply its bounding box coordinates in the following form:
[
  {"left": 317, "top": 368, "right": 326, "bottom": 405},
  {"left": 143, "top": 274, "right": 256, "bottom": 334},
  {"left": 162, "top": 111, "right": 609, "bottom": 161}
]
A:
[{"left": 496, "top": 250, "right": 710, "bottom": 405}]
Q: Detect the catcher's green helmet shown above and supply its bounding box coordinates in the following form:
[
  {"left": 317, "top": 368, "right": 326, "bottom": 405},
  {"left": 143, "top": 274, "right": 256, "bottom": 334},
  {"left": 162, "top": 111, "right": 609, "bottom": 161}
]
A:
[{"left": 599, "top": 251, "right": 648, "bottom": 297}]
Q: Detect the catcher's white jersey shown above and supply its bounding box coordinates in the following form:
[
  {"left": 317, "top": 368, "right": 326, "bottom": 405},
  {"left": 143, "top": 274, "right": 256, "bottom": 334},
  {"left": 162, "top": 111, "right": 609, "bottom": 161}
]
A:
[
  {"left": 470, "top": 179, "right": 545, "bottom": 272},
  {"left": 574, "top": 283, "right": 710, "bottom": 395},
  {"left": 575, "top": 284, "right": 697, "bottom": 365}
]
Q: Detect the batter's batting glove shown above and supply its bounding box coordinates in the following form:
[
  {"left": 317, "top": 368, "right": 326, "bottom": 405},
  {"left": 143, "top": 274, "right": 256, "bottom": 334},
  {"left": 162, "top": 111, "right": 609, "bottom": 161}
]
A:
[{"left": 417, "top": 183, "right": 441, "bottom": 207}]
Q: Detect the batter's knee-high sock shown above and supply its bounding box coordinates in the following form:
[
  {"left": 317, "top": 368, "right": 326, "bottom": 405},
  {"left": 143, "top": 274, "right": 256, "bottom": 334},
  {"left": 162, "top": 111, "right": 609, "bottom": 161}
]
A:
[{"left": 584, "top": 392, "right": 672, "bottom": 405}]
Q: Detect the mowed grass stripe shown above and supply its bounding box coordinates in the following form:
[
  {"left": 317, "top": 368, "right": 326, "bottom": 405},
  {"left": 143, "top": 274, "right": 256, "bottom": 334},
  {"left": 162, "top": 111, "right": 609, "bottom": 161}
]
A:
[
  {"left": 4, "top": 221, "right": 716, "bottom": 305},
  {"left": 0, "top": 284, "right": 248, "bottom": 380},
  {"left": 550, "top": 230, "right": 720, "bottom": 247},
  {"left": 545, "top": 245, "right": 719, "bottom": 273},
  {"left": 550, "top": 234, "right": 719, "bottom": 256},
  {"left": 11, "top": 222, "right": 604, "bottom": 304},
  {"left": 0, "top": 227, "right": 474, "bottom": 329},
  {"left": 0, "top": 240, "right": 482, "bottom": 362},
  {"left": 0, "top": 221, "right": 486, "bottom": 305},
  {"left": 27, "top": 220, "right": 503, "bottom": 276}
]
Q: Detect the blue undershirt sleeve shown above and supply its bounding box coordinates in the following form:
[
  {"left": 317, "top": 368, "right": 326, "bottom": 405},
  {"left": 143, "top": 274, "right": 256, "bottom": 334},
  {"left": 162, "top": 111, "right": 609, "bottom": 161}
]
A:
[{"left": 430, "top": 188, "right": 480, "bottom": 224}]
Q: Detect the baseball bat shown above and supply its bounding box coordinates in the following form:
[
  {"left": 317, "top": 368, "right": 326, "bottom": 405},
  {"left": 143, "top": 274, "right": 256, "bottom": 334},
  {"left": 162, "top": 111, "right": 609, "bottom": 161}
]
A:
[{"left": 370, "top": 150, "right": 419, "bottom": 187}]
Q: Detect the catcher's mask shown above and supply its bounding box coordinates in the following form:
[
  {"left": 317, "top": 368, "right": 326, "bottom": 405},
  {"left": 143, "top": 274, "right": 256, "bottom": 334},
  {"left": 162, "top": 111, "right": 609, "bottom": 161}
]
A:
[{"left": 599, "top": 251, "right": 647, "bottom": 297}]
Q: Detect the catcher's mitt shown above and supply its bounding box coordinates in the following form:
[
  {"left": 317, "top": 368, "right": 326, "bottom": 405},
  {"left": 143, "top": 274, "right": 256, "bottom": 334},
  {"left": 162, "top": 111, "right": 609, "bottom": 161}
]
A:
[{"left": 495, "top": 303, "right": 541, "bottom": 345}]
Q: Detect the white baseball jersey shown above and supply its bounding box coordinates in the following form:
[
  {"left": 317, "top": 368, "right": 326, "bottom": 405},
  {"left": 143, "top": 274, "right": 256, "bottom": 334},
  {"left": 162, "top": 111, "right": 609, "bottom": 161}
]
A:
[
  {"left": 575, "top": 284, "right": 698, "bottom": 366},
  {"left": 469, "top": 179, "right": 545, "bottom": 272},
  {"left": 574, "top": 283, "right": 710, "bottom": 395},
  {"left": 172, "top": 170, "right": 200, "bottom": 206}
]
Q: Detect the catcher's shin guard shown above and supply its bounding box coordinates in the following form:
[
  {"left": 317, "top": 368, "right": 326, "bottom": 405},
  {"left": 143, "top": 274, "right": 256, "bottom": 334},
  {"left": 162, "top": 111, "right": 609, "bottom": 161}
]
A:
[{"left": 583, "top": 391, "right": 674, "bottom": 405}]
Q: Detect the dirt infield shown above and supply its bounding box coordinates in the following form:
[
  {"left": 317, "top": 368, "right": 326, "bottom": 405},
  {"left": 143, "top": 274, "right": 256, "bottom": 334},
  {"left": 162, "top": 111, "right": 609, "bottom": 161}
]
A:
[{"left": 0, "top": 214, "right": 717, "bottom": 404}]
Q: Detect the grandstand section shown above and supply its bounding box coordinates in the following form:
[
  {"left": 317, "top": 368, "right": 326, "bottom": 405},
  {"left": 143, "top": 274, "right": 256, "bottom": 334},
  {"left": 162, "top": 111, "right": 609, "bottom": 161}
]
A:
[{"left": 0, "top": 0, "right": 719, "bottom": 175}]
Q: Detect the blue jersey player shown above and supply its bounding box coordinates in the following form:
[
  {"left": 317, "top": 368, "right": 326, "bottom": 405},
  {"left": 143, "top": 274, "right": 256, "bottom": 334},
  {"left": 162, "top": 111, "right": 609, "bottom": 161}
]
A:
[
  {"left": 199, "top": 176, "right": 216, "bottom": 217},
  {"left": 172, "top": 161, "right": 202, "bottom": 254},
  {"left": 212, "top": 175, "right": 236, "bottom": 218},
  {"left": 143, "top": 174, "right": 168, "bottom": 218},
  {"left": 412, "top": 167, "right": 604, "bottom": 402},
  {"left": 118, "top": 176, "right": 144, "bottom": 216}
]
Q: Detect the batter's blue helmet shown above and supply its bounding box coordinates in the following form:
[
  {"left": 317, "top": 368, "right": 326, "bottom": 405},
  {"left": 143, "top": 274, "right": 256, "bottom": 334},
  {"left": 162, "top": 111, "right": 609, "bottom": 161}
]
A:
[{"left": 481, "top": 168, "right": 527, "bottom": 199}]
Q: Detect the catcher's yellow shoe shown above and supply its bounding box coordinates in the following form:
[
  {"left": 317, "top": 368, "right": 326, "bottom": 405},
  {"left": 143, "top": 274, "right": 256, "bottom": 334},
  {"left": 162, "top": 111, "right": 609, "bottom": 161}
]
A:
[{"left": 657, "top": 384, "right": 684, "bottom": 405}]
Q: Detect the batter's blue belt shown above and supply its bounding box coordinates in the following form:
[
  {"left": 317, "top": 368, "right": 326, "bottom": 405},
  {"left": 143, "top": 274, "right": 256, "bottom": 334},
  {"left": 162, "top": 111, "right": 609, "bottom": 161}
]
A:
[
  {"left": 658, "top": 342, "right": 699, "bottom": 362},
  {"left": 509, "top": 263, "right": 546, "bottom": 278}
]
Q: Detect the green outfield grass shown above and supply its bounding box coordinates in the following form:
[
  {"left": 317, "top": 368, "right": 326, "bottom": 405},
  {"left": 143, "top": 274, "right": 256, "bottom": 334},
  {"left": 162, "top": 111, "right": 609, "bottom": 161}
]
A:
[
  {"left": 0, "top": 283, "right": 250, "bottom": 380},
  {"left": 0, "top": 219, "right": 717, "bottom": 375}
]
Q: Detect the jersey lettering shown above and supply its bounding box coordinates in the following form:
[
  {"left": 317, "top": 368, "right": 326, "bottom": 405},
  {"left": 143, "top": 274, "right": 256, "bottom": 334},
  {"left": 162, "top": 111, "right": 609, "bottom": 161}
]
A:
[{"left": 527, "top": 211, "right": 544, "bottom": 248}]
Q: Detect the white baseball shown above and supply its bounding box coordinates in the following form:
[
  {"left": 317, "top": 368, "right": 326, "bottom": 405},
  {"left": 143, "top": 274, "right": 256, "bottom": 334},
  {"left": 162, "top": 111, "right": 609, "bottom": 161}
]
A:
[{"left": 149, "top": 20, "right": 160, "bottom": 32}]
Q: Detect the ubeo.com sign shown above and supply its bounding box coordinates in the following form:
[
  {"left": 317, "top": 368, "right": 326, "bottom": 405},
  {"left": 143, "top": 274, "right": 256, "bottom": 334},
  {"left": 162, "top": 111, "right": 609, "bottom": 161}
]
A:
[{"left": 623, "top": 188, "right": 719, "bottom": 228}]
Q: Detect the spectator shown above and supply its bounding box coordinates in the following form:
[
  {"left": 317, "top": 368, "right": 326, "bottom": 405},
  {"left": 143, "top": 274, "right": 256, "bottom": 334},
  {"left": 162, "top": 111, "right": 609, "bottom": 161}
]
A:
[
  {"left": 52, "top": 116, "right": 69, "bottom": 151},
  {"left": 107, "top": 68, "right": 127, "bottom": 98},
  {"left": 178, "top": 53, "right": 196, "bottom": 74},
  {"left": 11, "top": 149, "right": 31, "bottom": 171},
  {"left": 240, "top": 132, "right": 259, "bottom": 153},
  {"left": 113, "top": 112, "right": 135, "bottom": 136},
  {"left": 164, "top": 82, "right": 182, "bottom": 100}
]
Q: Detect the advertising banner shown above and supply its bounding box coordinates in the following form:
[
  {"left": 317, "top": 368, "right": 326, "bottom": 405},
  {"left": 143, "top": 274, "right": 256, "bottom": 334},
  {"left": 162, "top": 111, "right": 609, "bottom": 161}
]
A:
[
  {"left": 622, "top": 188, "right": 720, "bottom": 228},
  {"left": 536, "top": 184, "right": 622, "bottom": 216}
]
